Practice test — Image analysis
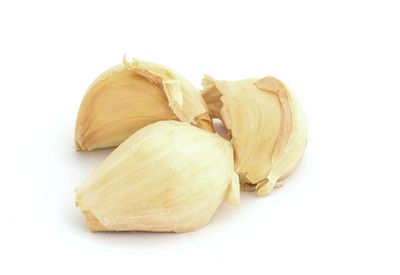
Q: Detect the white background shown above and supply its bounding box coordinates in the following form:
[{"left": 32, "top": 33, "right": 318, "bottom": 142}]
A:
[{"left": 1, "top": 0, "right": 399, "bottom": 274}]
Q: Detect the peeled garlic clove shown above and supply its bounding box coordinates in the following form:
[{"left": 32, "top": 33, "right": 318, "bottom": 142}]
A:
[
  {"left": 75, "top": 121, "right": 239, "bottom": 233},
  {"left": 75, "top": 58, "right": 213, "bottom": 151},
  {"left": 202, "top": 75, "right": 307, "bottom": 196}
]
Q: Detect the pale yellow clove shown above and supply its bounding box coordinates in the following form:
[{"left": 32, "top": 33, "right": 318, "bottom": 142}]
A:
[
  {"left": 75, "top": 121, "right": 239, "bottom": 233},
  {"left": 202, "top": 75, "right": 307, "bottom": 196},
  {"left": 75, "top": 58, "right": 213, "bottom": 151}
]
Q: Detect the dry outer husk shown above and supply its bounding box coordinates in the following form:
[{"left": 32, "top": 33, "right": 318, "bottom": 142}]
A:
[
  {"left": 75, "top": 58, "right": 213, "bottom": 151},
  {"left": 202, "top": 75, "right": 307, "bottom": 196},
  {"left": 75, "top": 121, "right": 239, "bottom": 233}
]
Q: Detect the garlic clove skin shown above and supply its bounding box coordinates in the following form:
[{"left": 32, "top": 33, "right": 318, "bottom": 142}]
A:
[
  {"left": 75, "top": 121, "right": 239, "bottom": 233},
  {"left": 202, "top": 76, "right": 307, "bottom": 196},
  {"left": 75, "top": 58, "right": 213, "bottom": 151}
]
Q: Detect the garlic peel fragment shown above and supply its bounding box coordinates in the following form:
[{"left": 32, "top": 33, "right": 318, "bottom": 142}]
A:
[
  {"left": 226, "top": 172, "right": 240, "bottom": 205},
  {"left": 123, "top": 58, "right": 211, "bottom": 127}
]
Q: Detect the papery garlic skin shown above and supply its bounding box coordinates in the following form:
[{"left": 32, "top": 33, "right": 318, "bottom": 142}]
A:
[
  {"left": 75, "top": 58, "right": 213, "bottom": 151},
  {"left": 202, "top": 76, "right": 307, "bottom": 196},
  {"left": 76, "top": 121, "right": 239, "bottom": 233}
]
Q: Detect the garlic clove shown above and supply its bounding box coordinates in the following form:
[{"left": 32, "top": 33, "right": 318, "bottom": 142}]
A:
[
  {"left": 202, "top": 75, "right": 307, "bottom": 196},
  {"left": 75, "top": 58, "right": 213, "bottom": 151},
  {"left": 75, "top": 121, "right": 239, "bottom": 233}
]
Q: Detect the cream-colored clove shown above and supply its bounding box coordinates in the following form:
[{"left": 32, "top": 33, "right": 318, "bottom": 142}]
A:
[
  {"left": 75, "top": 121, "right": 239, "bottom": 233},
  {"left": 75, "top": 58, "right": 213, "bottom": 151},
  {"left": 202, "top": 75, "right": 307, "bottom": 196}
]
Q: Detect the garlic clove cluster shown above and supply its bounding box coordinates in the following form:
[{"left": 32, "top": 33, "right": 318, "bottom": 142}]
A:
[
  {"left": 75, "top": 121, "right": 239, "bottom": 233},
  {"left": 75, "top": 58, "right": 213, "bottom": 151},
  {"left": 202, "top": 75, "right": 307, "bottom": 196},
  {"left": 74, "top": 57, "right": 308, "bottom": 233}
]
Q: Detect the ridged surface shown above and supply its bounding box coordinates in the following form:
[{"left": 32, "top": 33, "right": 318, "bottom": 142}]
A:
[
  {"left": 202, "top": 76, "right": 307, "bottom": 196},
  {"left": 76, "top": 121, "right": 239, "bottom": 232},
  {"left": 75, "top": 58, "right": 213, "bottom": 151}
]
